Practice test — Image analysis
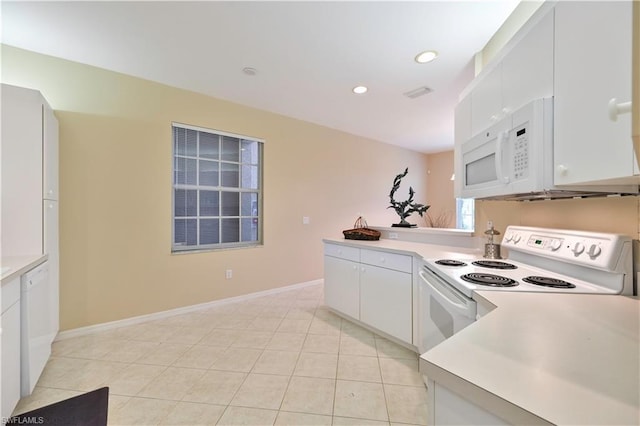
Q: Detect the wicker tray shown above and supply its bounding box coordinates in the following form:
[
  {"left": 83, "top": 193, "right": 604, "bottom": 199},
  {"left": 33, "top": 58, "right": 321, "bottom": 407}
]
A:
[{"left": 343, "top": 217, "right": 381, "bottom": 241}]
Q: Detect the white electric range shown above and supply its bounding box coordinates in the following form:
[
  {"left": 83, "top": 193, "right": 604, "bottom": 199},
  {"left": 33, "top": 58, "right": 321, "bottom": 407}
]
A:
[{"left": 417, "top": 226, "right": 634, "bottom": 353}]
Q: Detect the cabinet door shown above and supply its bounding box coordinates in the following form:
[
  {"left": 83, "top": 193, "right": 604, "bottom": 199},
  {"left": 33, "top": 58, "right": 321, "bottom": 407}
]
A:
[
  {"left": 471, "top": 64, "right": 502, "bottom": 135},
  {"left": 433, "top": 383, "right": 509, "bottom": 425},
  {"left": 502, "top": 8, "right": 554, "bottom": 114},
  {"left": 43, "top": 101, "right": 59, "bottom": 201},
  {"left": 1, "top": 84, "right": 43, "bottom": 256},
  {"left": 324, "top": 255, "right": 360, "bottom": 319},
  {"left": 1, "top": 281, "right": 21, "bottom": 420},
  {"left": 360, "top": 265, "right": 412, "bottom": 344},
  {"left": 554, "top": 1, "right": 634, "bottom": 185}
]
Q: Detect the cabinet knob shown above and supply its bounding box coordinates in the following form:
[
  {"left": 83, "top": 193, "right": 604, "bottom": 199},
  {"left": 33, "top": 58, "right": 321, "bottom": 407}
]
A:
[
  {"left": 556, "top": 164, "right": 568, "bottom": 176},
  {"left": 608, "top": 98, "right": 632, "bottom": 122}
]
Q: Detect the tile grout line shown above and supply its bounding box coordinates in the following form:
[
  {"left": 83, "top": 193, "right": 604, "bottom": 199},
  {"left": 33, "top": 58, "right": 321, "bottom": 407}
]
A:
[{"left": 21, "top": 285, "right": 427, "bottom": 425}]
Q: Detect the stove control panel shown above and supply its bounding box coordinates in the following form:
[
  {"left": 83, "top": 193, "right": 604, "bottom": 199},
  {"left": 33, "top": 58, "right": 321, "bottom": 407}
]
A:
[
  {"left": 526, "top": 235, "right": 564, "bottom": 251},
  {"left": 503, "top": 226, "right": 631, "bottom": 271}
]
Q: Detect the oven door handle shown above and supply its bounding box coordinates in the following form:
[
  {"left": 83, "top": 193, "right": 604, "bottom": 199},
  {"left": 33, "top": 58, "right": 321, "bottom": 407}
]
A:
[{"left": 419, "top": 269, "right": 473, "bottom": 318}]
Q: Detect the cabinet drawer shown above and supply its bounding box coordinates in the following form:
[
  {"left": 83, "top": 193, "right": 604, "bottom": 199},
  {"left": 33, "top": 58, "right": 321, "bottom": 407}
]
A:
[
  {"left": 324, "top": 243, "right": 360, "bottom": 262},
  {"left": 2, "top": 277, "right": 21, "bottom": 314},
  {"left": 360, "top": 249, "right": 412, "bottom": 273}
]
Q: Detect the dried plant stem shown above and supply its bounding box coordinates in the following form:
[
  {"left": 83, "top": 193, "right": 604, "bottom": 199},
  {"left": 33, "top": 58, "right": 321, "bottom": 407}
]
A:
[{"left": 423, "top": 210, "right": 454, "bottom": 228}]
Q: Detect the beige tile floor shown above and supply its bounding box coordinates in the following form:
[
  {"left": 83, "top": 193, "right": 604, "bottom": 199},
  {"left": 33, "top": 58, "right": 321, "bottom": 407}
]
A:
[{"left": 14, "top": 283, "right": 428, "bottom": 425}]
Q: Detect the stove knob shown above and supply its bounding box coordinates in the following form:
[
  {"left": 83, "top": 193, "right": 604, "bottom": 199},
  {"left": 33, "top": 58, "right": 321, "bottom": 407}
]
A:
[
  {"left": 512, "top": 234, "right": 522, "bottom": 243},
  {"left": 504, "top": 233, "right": 513, "bottom": 243},
  {"left": 587, "top": 244, "right": 602, "bottom": 258},
  {"left": 550, "top": 240, "right": 562, "bottom": 251},
  {"left": 571, "top": 242, "right": 585, "bottom": 256}
]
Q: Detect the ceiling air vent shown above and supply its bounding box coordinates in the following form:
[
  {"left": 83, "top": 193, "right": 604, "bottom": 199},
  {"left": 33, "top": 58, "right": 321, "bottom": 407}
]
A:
[{"left": 404, "top": 86, "right": 433, "bottom": 99}]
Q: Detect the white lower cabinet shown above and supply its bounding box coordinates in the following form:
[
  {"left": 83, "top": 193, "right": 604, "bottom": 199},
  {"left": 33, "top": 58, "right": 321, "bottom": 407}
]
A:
[
  {"left": 360, "top": 264, "right": 412, "bottom": 343},
  {"left": 324, "top": 243, "right": 413, "bottom": 345},
  {"left": 324, "top": 255, "right": 360, "bottom": 320},
  {"left": 2, "top": 277, "right": 22, "bottom": 422},
  {"left": 428, "top": 379, "right": 509, "bottom": 426}
]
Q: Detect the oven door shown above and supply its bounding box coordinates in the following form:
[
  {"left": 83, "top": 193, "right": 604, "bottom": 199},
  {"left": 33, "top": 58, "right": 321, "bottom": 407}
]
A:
[
  {"left": 418, "top": 265, "right": 477, "bottom": 354},
  {"left": 460, "top": 116, "right": 511, "bottom": 199}
]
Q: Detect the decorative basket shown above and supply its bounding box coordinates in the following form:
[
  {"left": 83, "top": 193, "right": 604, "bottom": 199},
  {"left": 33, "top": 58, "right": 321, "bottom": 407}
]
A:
[{"left": 343, "top": 217, "right": 381, "bottom": 241}]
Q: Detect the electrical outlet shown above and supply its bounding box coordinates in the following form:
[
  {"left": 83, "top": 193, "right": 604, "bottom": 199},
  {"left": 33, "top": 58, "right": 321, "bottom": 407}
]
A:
[
  {"left": 389, "top": 232, "right": 398, "bottom": 240},
  {"left": 225, "top": 269, "right": 233, "bottom": 279},
  {"left": 302, "top": 216, "right": 310, "bottom": 225}
]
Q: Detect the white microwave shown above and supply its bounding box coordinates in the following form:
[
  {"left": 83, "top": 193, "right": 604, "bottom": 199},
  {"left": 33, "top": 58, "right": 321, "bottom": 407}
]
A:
[
  {"left": 459, "top": 97, "right": 637, "bottom": 200},
  {"left": 460, "top": 98, "right": 554, "bottom": 199}
]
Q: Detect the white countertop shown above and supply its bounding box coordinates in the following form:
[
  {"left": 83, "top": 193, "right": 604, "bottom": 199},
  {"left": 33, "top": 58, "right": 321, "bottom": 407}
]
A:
[
  {"left": 370, "top": 226, "right": 474, "bottom": 236},
  {"left": 420, "top": 291, "right": 640, "bottom": 425},
  {"left": 1, "top": 254, "right": 48, "bottom": 284},
  {"left": 322, "top": 237, "right": 482, "bottom": 261}
]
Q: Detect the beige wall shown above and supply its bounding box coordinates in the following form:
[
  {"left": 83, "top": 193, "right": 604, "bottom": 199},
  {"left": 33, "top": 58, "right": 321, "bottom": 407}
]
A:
[
  {"left": 425, "top": 150, "right": 455, "bottom": 228},
  {"left": 2, "top": 46, "right": 429, "bottom": 330},
  {"left": 476, "top": 196, "right": 640, "bottom": 240}
]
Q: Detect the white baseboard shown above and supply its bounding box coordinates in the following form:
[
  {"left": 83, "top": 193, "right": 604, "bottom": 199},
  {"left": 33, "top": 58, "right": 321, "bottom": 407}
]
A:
[{"left": 55, "top": 279, "right": 323, "bottom": 341}]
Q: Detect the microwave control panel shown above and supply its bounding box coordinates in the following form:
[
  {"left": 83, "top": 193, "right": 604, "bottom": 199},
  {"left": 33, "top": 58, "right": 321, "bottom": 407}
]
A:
[{"left": 512, "top": 125, "right": 529, "bottom": 180}]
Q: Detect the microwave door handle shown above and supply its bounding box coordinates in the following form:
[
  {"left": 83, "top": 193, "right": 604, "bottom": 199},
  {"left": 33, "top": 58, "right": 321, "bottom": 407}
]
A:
[
  {"left": 495, "top": 130, "right": 509, "bottom": 183},
  {"left": 419, "top": 270, "right": 472, "bottom": 317}
]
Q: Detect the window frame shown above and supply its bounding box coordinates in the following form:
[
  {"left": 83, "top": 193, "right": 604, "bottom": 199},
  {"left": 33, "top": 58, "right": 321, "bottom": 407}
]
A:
[
  {"left": 455, "top": 198, "right": 475, "bottom": 231},
  {"left": 171, "top": 122, "right": 264, "bottom": 253}
]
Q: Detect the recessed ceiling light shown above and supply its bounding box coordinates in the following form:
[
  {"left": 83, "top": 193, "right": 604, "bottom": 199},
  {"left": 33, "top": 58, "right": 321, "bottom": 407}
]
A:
[
  {"left": 415, "top": 50, "right": 438, "bottom": 64},
  {"left": 352, "top": 86, "right": 368, "bottom": 94}
]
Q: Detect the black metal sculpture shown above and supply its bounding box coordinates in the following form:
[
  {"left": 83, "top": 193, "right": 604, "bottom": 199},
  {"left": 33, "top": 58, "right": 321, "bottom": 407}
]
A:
[{"left": 388, "top": 168, "right": 430, "bottom": 227}]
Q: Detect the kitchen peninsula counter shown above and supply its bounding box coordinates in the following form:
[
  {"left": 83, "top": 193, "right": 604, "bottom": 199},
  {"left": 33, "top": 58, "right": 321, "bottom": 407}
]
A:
[
  {"left": 421, "top": 291, "right": 640, "bottom": 425},
  {"left": 322, "top": 233, "right": 481, "bottom": 262}
]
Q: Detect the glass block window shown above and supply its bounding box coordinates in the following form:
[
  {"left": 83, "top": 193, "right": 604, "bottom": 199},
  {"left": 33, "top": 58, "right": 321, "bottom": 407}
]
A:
[{"left": 172, "top": 123, "right": 263, "bottom": 252}]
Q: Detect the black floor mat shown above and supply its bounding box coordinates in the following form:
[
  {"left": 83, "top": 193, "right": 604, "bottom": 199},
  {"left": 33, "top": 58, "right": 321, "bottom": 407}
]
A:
[{"left": 7, "top": 387, "right": 109, "bottom": 426}]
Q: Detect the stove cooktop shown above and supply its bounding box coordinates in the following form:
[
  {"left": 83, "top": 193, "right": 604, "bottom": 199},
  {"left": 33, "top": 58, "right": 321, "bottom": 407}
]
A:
[{"left": 426, "top": 257, "right": 620, "bottom": 298}]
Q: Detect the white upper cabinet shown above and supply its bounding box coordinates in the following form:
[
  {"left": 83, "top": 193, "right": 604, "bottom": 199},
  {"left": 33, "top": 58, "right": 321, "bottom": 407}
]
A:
[
  {"left": 457, "top": 2, "right": 637, "bottom": 190},
  {"left": 554, "top": 1, "right": 636, "bottom": 185},
  {"left": 43, "top": 100, "right": 59, "bottom": 200},
  {"left": 470, "top": 64, "right": 503, "bottom": 135},
  {"left": 468, "top": 8, "right": 554, "bottom": 137},
  {"left": 501, "top": 9, "right": 554, "bottom": 115},
  {"left": 1, "top": 84, "right": 59, "bottom": 257},
  {"left": 1, "top": 84, "right": 44, "bottom": 256}
]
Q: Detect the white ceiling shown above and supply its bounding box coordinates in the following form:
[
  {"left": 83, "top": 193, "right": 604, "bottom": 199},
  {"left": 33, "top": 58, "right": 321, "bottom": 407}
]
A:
[{"left": 1, "top": 1, "right": 519, "bottom": 153}]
